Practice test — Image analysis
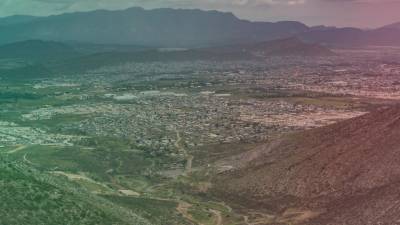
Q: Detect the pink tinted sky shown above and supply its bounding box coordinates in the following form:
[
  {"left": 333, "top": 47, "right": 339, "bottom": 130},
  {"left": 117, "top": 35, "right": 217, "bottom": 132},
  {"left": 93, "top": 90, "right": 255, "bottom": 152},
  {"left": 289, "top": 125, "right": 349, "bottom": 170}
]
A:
[{"left": 1, "top": 0, "right": 400, "bottom": 28}]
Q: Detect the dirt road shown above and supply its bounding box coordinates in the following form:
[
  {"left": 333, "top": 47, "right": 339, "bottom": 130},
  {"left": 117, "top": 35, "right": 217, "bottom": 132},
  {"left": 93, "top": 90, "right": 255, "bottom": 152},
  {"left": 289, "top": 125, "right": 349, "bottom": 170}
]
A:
[{"left": 174, "top": 130, "right": 193, "bottom": 175}]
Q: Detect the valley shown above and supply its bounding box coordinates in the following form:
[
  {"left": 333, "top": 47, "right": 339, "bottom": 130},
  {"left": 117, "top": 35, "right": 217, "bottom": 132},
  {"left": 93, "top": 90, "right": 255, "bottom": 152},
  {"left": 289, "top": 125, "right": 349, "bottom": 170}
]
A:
[{"left": 0, "top": 43, "right": 400, "bottom": 224}]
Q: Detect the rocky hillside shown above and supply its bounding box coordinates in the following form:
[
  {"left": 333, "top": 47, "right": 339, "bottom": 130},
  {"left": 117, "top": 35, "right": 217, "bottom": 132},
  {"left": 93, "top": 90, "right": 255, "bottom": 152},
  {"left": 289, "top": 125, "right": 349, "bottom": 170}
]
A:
[{"left": 215, "top": 105, "right": 400, "bottom": 224}]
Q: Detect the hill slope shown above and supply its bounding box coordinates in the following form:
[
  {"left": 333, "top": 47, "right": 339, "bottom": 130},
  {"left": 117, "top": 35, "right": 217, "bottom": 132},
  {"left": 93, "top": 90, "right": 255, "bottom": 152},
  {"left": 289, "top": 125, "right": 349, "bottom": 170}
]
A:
[
  {"left": 0, "top": 157, "right": 151, "bottom": 225},
  {"left": 0, "top": 40, "right": 79, "bottom": 61},
  {"left": 215, "top": 105, "right": 400, "bottom": 224}
]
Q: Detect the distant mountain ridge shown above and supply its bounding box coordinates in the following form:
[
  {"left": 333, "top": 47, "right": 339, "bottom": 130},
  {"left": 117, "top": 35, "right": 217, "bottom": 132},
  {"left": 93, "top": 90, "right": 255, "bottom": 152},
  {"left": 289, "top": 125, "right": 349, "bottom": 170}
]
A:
[
  {"left": 0, "top": 15, "right": 38, "bottom": 26},
  {"left": 2, "top": 7, "right": 400, "bottom": 48},
  {"left": 380, "top": 22, "right": 400, "bottom": 30},
  {"left": 0, "top": 7, "right": 308, "bottom": 47},
  {"left": 2, "top": 7, "right": 400, "bottom": 49}
]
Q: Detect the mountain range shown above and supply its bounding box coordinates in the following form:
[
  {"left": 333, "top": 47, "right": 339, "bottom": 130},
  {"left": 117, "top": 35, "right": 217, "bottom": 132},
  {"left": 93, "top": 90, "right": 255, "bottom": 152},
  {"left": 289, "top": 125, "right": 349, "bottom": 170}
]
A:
[
  {"left": 0, "top": 7, "right": 308, "bottom": 48},
  {"left": 1, "top": 7, "right": 400, "bottom": 47}
]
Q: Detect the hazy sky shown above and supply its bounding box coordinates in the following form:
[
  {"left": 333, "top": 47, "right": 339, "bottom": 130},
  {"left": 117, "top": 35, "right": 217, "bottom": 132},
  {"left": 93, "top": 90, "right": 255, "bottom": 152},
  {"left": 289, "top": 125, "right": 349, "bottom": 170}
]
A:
[{"left": 1, "top": 0, "right": 400, "bottom": 28}]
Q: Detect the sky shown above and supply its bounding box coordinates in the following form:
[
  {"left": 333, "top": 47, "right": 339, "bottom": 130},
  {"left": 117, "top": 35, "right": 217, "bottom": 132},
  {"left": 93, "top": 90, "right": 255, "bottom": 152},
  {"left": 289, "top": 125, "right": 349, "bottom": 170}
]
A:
[{"left": 0, "top": 0, "right": 400, "bottom": 28}]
